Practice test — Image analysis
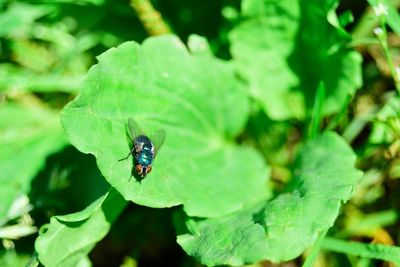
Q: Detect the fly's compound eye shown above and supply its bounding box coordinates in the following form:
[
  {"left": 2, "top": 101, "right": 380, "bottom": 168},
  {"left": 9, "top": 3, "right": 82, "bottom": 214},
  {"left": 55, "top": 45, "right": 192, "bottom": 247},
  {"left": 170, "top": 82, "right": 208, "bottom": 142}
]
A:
[
  {"left": 135, "top": 164, "right": 143, "bottom": 175},
  {"left": 146, "top": 165, "right": 152, "bottom": 174}
]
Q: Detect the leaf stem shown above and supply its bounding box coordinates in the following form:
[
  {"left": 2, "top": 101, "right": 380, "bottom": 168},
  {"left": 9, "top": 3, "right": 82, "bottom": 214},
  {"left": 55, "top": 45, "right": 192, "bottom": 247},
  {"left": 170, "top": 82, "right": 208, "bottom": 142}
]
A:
[{"left": 130, "top": 0, "right": 172, "bottom": 36}]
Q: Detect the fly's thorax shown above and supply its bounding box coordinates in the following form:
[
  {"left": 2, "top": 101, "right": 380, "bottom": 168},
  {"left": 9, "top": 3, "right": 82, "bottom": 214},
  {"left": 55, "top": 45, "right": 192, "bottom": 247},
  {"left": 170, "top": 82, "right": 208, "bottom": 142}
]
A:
[
  {"left": 134, "top": 138, "right": 155, "bottom": 166},
  {"left": 134, "top": 135, "right": 152, "bottom": 147}
]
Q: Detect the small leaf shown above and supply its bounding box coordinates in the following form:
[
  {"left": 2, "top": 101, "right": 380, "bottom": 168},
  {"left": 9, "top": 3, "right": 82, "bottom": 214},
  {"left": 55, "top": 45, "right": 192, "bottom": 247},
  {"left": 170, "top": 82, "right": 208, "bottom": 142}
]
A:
[
  {"left": 187, "top": 34, "right": 213, "bottom": 56},
  {"left": 0, "top": 2, "right": 53, "bottom": 37},
  {"left": 177, "top": 132, "right": 362, "bottom": 265},
  {"left": 55, "top": 192, "right": 108, "bottom": 222},
  {"left": 0, "top": 250, "right": 31, "bottom": 267},
  {"left": 35, "top": 189, "right": 126, "bottom": 267},
  {"left": 61, "top": 35, "right": 269, "bottom": 217},
  {"left": 0, "top": 224, "right": 37, "bottom": 239},
  {"left": 369, "top": 95, "right": 400, "bottom": 144},
  {"left": 0, "top": 103, "right": 67, "bottom": 220}
]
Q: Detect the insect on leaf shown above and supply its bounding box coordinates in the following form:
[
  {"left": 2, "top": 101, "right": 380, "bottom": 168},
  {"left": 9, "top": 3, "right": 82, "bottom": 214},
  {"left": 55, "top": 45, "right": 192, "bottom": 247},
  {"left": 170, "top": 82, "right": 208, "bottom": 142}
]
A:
[{"left": 61, "top": 35, "right": 269, "bottom": 217}]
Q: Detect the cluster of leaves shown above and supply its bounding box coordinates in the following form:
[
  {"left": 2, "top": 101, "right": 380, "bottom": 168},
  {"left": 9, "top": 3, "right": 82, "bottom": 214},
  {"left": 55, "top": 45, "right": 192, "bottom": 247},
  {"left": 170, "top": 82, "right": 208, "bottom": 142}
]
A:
[{"left": 1, "top": 0, "right": 400, "bottom": 266}]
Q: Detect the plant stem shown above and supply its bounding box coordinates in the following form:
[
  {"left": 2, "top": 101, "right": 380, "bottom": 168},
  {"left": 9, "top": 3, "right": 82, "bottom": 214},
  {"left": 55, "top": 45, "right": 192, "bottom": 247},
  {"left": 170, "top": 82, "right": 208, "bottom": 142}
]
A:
[
  {"left": 130, "top": 0, "right": 171, "bottom": 36},
  {"left": 322, "top": 237, "right": 400, "bottom": 264},
  {"left": 353, "top": 0, "right": 400, "bottom": 39},
  {"left": 302, "top": 230, "right": 328, "bottom": 267},
  {"left": 374, "top": 8, "right": 400, "bottom": 94}
]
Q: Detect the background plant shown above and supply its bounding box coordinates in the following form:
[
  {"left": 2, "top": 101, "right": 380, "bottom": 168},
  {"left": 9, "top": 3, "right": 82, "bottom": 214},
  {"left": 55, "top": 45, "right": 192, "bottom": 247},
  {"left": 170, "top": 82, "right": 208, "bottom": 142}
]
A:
[{"left": 1, "top": 0, "right": 400, "bottom": 266}]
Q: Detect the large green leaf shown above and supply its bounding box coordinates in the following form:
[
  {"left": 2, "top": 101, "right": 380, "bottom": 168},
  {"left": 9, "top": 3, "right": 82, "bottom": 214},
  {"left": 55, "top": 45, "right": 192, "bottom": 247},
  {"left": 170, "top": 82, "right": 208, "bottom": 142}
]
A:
[
  {"left": 35, "top": 189, "right": 126, "bottom": 267},
  {"left": 229, "top": 0, "right": 362, "bottom": 120},
  {"left": 0, "top": 103, "right": 67, "bottom": 220},
  {"left": 61, "top": 35, "right": 269, "bottom": 217},
  {"left": 177, "top": 132, "right": 362, "bottom": 265}
]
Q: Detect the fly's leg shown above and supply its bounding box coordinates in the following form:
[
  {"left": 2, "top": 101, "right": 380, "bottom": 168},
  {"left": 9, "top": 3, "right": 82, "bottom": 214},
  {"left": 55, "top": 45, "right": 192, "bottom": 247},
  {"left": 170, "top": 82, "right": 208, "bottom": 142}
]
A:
[{"left": 118, "top": 148, "right": 135, "bottom": 161}]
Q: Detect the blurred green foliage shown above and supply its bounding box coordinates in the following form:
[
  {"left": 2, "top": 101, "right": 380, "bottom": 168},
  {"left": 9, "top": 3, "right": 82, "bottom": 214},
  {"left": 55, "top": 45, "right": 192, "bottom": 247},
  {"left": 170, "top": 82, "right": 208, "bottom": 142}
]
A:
[{"left": 0, "top": 0, "right": 400, "bottom": 266}]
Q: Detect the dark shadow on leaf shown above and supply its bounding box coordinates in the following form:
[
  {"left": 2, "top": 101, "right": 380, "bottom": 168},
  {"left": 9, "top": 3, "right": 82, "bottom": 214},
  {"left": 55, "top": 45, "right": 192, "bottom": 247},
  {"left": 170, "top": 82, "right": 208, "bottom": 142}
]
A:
[
  {"left": 29, "top": 145, "right": 110, "bottom": 224},
  {"left": 90, "top": 204, "right": 196, "bottom": 267}
]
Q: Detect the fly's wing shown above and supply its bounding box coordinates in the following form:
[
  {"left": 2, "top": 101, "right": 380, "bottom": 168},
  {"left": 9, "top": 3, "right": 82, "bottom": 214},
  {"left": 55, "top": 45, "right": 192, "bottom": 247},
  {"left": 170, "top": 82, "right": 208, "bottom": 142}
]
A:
[
  {"left": 150, "top": 129, "right": 166, "bottom": 155},
  {"left": 127, "top": 117, "right": 143, "bottom": 142}
]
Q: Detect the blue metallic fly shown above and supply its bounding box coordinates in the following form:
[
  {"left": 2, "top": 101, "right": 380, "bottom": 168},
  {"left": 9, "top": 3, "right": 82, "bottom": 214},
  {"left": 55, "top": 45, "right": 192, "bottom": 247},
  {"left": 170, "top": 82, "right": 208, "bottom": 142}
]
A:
[{"left": 119, "top": 118, "right": 166, "bottom": 180}]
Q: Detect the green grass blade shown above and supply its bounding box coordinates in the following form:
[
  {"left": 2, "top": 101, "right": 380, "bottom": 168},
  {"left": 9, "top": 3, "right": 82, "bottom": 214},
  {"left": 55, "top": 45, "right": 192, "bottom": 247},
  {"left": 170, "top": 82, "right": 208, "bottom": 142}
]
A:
[
  {"left": 302, "top": 229, "right": 328, "bottom": 267},
  {"left": 309, "top": 81, "right": 325, "bottom": 139},
  {"left": 322, "top": 237, "right": 400, "bottom": 264},
  {"left": 327, "top": 94, "right": 352, "bottom": 131}
]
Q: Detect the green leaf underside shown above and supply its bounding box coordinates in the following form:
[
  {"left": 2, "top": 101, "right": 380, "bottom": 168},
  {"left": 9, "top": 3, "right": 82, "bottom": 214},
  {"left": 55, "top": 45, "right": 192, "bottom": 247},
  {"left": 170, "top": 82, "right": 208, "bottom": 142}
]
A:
[
  {"left": 0, "top": 103, "right": 67, "bottom": 219},
  {"left": 177, "top": 132, "right": 362, "bottom": 265},
  {"left": 229, "top": 0, "right": 362, "bottom": 120},
  {"left": 35, "top": 189, "right": 126, "bottom": 267},
  {"left": 61, "top": 35, "right": 269, "bottom": 217}
]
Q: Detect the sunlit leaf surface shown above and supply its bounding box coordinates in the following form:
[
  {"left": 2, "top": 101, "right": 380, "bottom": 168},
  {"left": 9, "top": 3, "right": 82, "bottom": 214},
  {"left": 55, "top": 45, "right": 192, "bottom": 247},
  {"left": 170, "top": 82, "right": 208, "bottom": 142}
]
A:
[
  {"left": 177, "top": 132, "right": 362, "bottom": 265},
  {"left": 61, "top": 35, "right": 270, "bottom": 217}
]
